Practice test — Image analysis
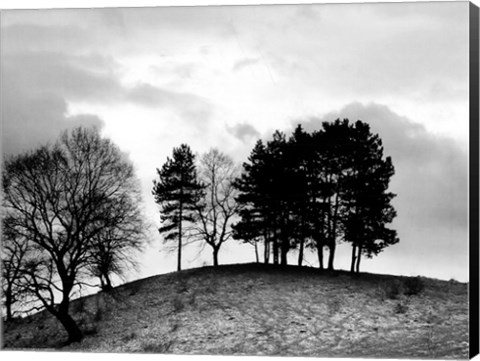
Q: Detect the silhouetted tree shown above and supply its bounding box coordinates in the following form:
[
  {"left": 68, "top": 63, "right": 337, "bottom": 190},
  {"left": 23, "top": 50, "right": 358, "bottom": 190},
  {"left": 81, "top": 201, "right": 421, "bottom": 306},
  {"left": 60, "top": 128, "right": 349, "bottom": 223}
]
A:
[
  {"left": 88, "top": 221, "right": 145, "bottom": 290},
  {"left": 266, "top": 130, "right": 294, "bottom": 266},
  {"left": 308, "top": 121, "right": 354, "bottom": 270},
  {"left": 193, "top": 149, "right": 240, "bottom": 266},
  {"left": 152, "top": 144, "right": 204, "bottom": 271},
  {"left": 234, "top": 119, "right": 398, "bottom": 271},
  {"left": 341, "top": 121, "right": 398, "bottom": 272},
  {"left": 233, "top": 140, "right": 275, "bottom": 264},
  {"left": 1, "top": 216, "right": 30, "bottom": 321},
  {"left": 2, "top": 127, "right": 146, "bottom": 343},
  {"left": 286, "top": 125, "right": 312, "bottom": 266}
]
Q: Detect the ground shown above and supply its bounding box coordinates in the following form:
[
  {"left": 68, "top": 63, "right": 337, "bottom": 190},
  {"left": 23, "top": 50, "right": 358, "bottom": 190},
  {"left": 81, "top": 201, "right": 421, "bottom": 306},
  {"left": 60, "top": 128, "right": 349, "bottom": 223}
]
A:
[{"left": 2, "top": 263, "right": 470, "bottom": 358}]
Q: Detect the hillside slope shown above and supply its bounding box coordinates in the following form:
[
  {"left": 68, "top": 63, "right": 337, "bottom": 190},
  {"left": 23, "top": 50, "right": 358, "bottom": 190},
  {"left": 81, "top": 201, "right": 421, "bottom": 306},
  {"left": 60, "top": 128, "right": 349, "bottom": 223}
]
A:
[{"left": 2, "top": 263, "right": 469, "bottom": 358}]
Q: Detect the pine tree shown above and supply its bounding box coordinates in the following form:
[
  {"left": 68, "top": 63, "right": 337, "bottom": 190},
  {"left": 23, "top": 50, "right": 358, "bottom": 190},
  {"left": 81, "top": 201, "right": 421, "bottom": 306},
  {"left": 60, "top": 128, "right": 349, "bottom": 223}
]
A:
[
  {"left": 152, "top": 144, "right": 204, "bottom": 271},
  {"left": 341, "top": 121, "right": 398, "bottom": 273},
  {"left": 234, "top": 120, "right": 398, "bottom": 272},
  {"left": 233, "top": 140, "right": 274, "bottom": 263},
  {"left": 313, "top": 120, "right": 354, "bottom": 271}
]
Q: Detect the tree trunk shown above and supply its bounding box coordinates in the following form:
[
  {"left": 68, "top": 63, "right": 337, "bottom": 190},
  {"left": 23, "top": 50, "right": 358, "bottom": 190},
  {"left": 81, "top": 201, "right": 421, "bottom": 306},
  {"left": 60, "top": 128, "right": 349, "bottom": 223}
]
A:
[
  {"left": 57, "top": 309, "right": 83, "bottom": 343},
  {"left": 264, "top": 236, "right": 270, "bottom": 264},
  {"left": 327, "top": 192, "right": 340, "bottom": 271},
  {"left": 298, "top": 237, "right": 304, "bottom": 266},
  {"left": 103, "top": 273, "right": 113, "bottom": 291},
  {"left": 350, "top": 245, "right": 357, "bottom": 273},
  {"left": 273, "top": 236, "right": 279, "bottom": 265},
  {"left": 54, "top": 270, "right": 82, "bottom": 343},
  {"left": 178, "top": 199, "right": 183, "bottom": 272},
  {"left": 281, "top": 247, "right": 288, "bottom": 266},
  {"left": 317, "top": 243, "right": 324, "bottom": 270},
  {"left": 99, "top": 275, "right": 105, "bottom": 289},
  {"left": 213, "top": 247, "right": 219, "bottom": 267},
  {"left": 5, "top": 291, "right": 12, "bottom": 321},
  {"left": 254, "top": 241, "right": 259, "bottom": 263},
  {"left": 355, "top": 246, "right": 362, "bottom": 273},
  {"left": 327, "top": 241, "right": 336, "bottom": 271},
  {"left": 280, "top": 234, "right": 289, "bottom": 266}
]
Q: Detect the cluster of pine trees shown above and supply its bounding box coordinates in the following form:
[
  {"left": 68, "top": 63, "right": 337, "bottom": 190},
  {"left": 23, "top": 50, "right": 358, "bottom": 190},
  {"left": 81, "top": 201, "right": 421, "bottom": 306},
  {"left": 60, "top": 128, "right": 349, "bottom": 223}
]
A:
[{"left": 152, "top": 119, "right": 398, "bottom": 273}]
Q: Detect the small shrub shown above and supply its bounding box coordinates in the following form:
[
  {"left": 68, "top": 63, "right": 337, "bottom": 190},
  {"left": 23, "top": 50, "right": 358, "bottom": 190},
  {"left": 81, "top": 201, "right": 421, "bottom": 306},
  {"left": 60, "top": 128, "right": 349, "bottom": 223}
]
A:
[
  {"left": 383, "top": 280, "right": 402, "bottom": 300},
  {"left": 394, "top": 302, "right": 408, "bottom": 314},
  {"left": 172, "top": 296, "right": 185, "bottom": 313},
  {"left": 403, "top": 276, "right": 424, "bottom": 296}
]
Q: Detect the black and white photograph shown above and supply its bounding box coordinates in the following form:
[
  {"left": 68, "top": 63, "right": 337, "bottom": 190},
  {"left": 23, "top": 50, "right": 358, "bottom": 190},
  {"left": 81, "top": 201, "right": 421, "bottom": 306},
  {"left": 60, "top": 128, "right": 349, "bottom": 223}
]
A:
[{"left": 1, "top": 0, "right": 478, "bottom": 359}]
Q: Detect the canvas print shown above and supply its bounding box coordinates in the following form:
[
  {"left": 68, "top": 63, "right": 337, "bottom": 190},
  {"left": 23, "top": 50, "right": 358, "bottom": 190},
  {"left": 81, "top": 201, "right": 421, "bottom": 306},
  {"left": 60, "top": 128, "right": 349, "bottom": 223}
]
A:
[{"left": 0, "top": 1, "right": 476, "bottom": 359}]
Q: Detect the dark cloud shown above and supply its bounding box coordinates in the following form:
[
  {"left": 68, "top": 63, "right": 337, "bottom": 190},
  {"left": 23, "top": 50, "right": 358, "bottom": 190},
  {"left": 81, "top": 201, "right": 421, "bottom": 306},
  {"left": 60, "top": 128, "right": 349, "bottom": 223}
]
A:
[
  {"left": 1, "top": 86, "right": 104, "bottom": 156},
  {"left": 1, "top": 20, "right": 215, "bottom": 157},
  {"left": 1, "top": 50, "right": 114, "bottom": 155},
  {"left": 227, "top": 122, "right": 261, "bottom": 142},
  {"left": 3, "top": 52, "right": 122, "bottom": 104}
]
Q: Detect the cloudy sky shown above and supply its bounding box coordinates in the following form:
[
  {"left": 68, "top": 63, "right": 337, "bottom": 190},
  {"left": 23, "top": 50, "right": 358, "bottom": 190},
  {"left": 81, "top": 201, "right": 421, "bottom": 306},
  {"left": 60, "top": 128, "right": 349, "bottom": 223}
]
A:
[{"left": 0, "top": 2, "right": 470, "bottom": 282}]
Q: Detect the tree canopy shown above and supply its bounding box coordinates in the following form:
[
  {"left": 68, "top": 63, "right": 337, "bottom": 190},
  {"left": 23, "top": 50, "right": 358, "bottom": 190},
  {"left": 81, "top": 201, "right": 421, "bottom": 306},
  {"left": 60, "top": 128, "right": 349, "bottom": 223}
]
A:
[
  {"left": 1, "top": 127, "right": 146, "bottom": 342},
  {"left": 233, "top": 119, "right": 398, "bottom": 272}
]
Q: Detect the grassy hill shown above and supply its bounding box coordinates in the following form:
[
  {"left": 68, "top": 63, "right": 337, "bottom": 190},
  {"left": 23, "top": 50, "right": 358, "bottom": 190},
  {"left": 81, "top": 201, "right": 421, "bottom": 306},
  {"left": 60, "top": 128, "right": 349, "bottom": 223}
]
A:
[{"left": 2, "top": 263, "right": 469, "bottom": 358}]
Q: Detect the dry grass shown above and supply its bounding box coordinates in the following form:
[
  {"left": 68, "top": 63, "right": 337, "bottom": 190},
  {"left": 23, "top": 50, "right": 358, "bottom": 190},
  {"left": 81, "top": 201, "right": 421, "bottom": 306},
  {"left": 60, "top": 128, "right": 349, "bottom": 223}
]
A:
[{"left": 2, "top": 263, "right": 469, "bottom": 358}]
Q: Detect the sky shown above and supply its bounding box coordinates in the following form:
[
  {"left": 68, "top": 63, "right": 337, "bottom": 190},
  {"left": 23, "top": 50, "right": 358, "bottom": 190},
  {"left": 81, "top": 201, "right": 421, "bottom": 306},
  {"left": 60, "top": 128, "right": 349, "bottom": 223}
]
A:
[{"left": 0, "top": 1, "right": 471, "bottom": 282}]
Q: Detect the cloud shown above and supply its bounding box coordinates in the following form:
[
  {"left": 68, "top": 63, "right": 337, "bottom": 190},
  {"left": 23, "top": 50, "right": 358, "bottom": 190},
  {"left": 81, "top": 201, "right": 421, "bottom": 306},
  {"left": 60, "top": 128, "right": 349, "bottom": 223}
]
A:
[
  {"left": 226, "top": 122, "right": 261, "bottom": 142},
  {"left": 294, "top": 4, "right": 321, "bottom": 21},
  {"left": 1, "top": 19, "right": 216, "bottom": 157},
  {"left": 1, "top": 85, "right": 105, "bottom": 156},
  {"left": 3, "top": 24, "right": 89, "bottom": 53},
  {"left": 128, "top": 83, "right": 213, "bottom": 126},
  {"left": 1, "top": 50, "right": 115, "bottom": 155},
  {"left": 232, "top": 57, "right": 260, "bottom": 72},
  {"left": 4, "top": 51, "right": 123, "bottom": 102},
  {"left": 239, "top": 2, "right": 468, "bottom": 104}
]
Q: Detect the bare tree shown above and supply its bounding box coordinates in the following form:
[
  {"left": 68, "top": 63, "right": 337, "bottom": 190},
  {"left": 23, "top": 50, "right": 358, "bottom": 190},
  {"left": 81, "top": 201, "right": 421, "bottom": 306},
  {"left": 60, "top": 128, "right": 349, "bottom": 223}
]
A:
[
  {"left": 1, "top": 127, "right": 146, "bottom": 343},
  {"left": 1, "top": 216, "right": 30, "bottom": 321},
  {"left": 87, "top": 213, "right": 145, "bottom": 291},
  {"left": 193, "top": 149, "right": 241, "bottom": 266}
]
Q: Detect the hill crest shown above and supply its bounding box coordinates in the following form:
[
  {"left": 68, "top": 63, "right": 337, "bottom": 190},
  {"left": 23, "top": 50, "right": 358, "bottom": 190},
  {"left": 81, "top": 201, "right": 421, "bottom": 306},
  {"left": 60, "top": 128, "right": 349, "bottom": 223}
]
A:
[{"left": 3, "top": 263, "right": 469, "bottom": 358}]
